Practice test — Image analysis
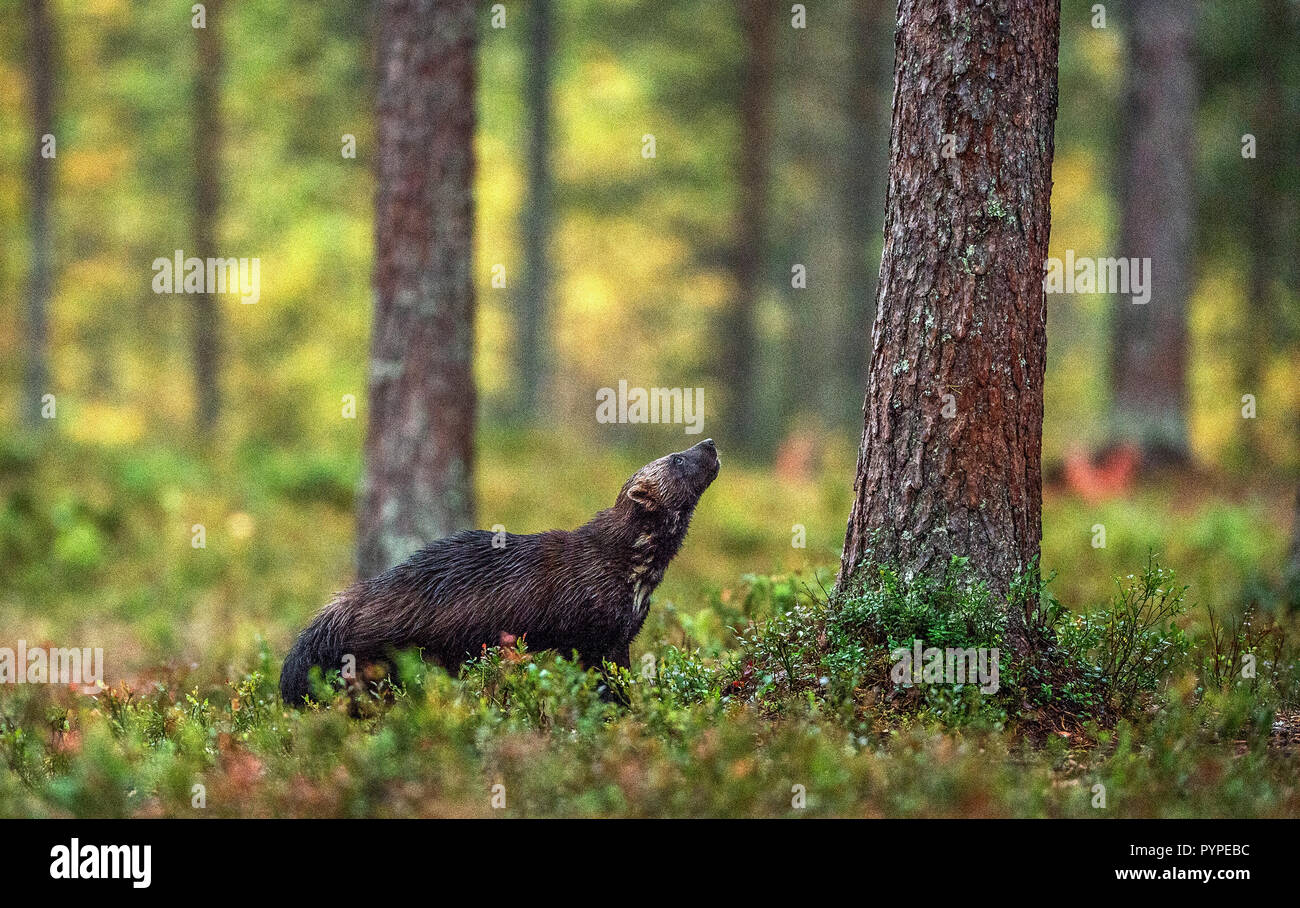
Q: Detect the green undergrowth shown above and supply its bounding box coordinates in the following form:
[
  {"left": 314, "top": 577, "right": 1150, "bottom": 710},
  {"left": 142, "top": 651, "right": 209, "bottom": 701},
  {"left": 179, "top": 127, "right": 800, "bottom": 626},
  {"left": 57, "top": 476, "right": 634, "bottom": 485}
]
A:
[
  {"left": 2, "top": 554, "right": 1297, "bottom": 818},
  {"left": 2, "top": 432, "right": 1298, "bottom": 816}
]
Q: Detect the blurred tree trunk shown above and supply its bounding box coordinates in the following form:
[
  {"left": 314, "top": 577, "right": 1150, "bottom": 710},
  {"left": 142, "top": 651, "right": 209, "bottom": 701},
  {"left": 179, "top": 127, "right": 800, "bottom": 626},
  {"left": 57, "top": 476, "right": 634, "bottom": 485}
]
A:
[
  {"left": 1110, "top": 0, "right": 1197, "bottom": 465},
  {"left": 359, "top": 0, "right": 477, "bottom": 580},
  {"left": 515, "top": 0, "right": 553, "bottom": 419},
  {"left": 1240, "top": 0, "right": 1296, "bottom": 464},
  {"left": 779, "top": 0, "right": 892, "bottom": 438},
  {"left": 839, "top": 0, "right": 1060, "bottom": 603},
  {"left": 22, "top": 0, "right": 54, "bottom": 430},
  {"left": 722, "top": 0, "right": 773, "bottom": 453},
  {"left": 836, "top": 0, "right": 892, "bottom": 421},
  {"left": 191, "top": 0, "right": 223, "bottom": 436},
  {"left": 1288, "top": 486, "right": 1300, "bottom": 608}
]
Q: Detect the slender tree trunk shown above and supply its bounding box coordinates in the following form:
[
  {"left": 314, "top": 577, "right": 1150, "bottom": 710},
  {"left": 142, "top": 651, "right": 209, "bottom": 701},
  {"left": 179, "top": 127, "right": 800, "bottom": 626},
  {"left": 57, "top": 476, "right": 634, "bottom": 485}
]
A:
[
  {"left": 839, "top": 0, "right": 1060, "bottom": 602},
  {"left": 191, "top": 0, "right": 223, "bottom": 436},
  {"left": 1110, "top": 0, "right": 1197, "bottom": 464},
  {"left": 781, "top": 0, "right": 892, "bottom": 433},
  {"left": 722, "top": 0, "right": 773, "bottom": 452},
  {"left": 1240, "top": 0, "right": 1294, "bottom": 464},
  {"left": 1288, "top": 486, "right": 1300, "bottom": 608},
  {"left": 836, "top": 0, "right": 892, "bottom": 421},
  {"left": 516, "top": 0, "right": 553, "bottom": 418},
  {"left": 359, "top": 0, "right": 478, "bottom": 580},
  {"left": 22, "top": 0, "right": 54, "bottom": 430}
]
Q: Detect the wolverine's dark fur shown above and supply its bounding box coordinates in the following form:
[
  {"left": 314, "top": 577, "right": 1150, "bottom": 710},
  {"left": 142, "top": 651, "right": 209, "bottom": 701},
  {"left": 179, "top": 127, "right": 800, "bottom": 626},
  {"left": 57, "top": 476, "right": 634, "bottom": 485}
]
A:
[{"left": 280, "top": 439, "right": 720, "bottom": 705}]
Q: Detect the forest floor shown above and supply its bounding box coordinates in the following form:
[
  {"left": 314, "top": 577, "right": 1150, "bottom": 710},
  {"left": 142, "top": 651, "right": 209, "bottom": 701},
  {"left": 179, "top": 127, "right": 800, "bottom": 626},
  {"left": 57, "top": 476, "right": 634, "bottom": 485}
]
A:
[{"left": 1, "top": 429, "right": 1297, "bottom": 817}]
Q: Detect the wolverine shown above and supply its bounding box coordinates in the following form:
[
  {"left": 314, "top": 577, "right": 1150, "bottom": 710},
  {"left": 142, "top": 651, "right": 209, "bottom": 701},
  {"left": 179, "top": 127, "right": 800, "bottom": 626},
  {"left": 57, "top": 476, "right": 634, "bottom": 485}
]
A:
[{"left": 280, "top": 438, "right": 720, "bottom": 704}]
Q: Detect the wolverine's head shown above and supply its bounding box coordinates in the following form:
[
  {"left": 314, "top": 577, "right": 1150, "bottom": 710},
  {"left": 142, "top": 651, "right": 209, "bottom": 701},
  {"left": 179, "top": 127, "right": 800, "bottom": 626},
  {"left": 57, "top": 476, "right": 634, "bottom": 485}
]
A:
[{"left": 617, "top": 439, "right": 720, "bottom": 521}]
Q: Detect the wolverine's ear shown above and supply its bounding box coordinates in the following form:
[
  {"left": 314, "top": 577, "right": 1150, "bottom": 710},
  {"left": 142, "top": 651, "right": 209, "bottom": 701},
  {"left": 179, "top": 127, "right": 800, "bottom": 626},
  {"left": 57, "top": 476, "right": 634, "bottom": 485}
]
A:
[{"left": 626, "top": 480, "right": 658, "bottom": 511}]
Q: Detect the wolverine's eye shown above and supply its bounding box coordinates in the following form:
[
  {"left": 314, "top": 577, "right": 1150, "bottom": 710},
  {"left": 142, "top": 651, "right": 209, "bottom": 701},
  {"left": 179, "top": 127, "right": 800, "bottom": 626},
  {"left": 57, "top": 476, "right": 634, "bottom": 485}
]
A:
[{"left": 672, "top": 455, "right": 684, "bottom": 466}]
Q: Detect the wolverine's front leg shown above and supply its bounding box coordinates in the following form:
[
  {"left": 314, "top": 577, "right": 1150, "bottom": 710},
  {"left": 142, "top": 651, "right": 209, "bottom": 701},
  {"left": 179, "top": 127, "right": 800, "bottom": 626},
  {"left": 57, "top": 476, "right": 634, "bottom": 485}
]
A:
[
  {"left": 583, "top": 644, "right": 632, "bottom": 705},
  {"left": 607, "top": 644, "right": 631, "bottom": 671}
]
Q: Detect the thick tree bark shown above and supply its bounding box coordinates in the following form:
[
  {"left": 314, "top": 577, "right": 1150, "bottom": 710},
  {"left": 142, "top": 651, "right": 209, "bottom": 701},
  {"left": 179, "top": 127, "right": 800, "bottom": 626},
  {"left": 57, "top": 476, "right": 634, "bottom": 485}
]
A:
[
  {"left": 839, "top": 0, "right": 1060, "bottom": 599},
  {"left": 722, "top": 0, "right": 773, "bottom": 452},
  {"left": 191, "top": 0, "right": 223, "bottom": 436},
  {"left": 22, "top": 0, "right": 54, "bottom": 430},
  {"left": 516, "top": 0, "right": 553, "bottom": 418},
  {"left": 1110, "top": 0, "right": 1197, "bottom": 464},
  {"left": 359, "top": 0, "right": 478, "bottom": 580}
]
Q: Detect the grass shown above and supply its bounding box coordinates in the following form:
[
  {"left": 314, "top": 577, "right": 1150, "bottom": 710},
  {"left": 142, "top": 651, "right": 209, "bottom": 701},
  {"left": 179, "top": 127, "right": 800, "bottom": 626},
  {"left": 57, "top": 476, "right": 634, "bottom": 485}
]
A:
[{"left": 0, "top": 428, "right": 1298, "bottom": 817}]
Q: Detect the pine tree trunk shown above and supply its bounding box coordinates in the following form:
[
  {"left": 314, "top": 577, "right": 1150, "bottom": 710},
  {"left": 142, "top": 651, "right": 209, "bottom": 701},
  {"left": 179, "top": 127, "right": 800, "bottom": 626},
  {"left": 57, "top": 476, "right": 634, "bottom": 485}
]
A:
[
  {"left": 722, "top": 0, "right": 773, "bottom": 452},
  {"left": 359, "top": 0, "right": 478, "bottom": 580},
  {"left": 23, "top": 0, "right": 54, "bottom": 430},
  {"left": 191, "top": 0, "right": 223, "bottom": 436},
  {"left": 1110, "top": 0, "right": 1197, "bottom": 464},
  {"left": 516, "top": 0, "right": 553, "bottom": 418},
  {"left": 839, "top": 0, "right": 1060, "bottom": 601}
]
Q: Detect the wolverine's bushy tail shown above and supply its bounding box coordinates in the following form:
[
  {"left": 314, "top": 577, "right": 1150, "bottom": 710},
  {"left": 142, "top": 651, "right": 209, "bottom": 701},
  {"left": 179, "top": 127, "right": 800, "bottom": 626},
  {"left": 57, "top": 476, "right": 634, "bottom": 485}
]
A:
[{"left": 279, "top": 600, "right": 349, "bottom": 706}]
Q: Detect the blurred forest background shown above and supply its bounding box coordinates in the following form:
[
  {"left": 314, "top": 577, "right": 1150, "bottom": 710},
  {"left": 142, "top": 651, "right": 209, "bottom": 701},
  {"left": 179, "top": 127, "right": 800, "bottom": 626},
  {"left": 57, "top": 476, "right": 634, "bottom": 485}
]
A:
[{"left": 1, "top": 0, "right": 1298, "bottom": 675}]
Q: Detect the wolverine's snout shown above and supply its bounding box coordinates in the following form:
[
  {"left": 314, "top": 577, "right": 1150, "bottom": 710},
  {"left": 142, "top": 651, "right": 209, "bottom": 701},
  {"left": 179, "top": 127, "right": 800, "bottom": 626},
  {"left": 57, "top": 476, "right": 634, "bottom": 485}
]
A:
[{"left": 681, "top": 438, "right": 720, "bottom": 492}]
